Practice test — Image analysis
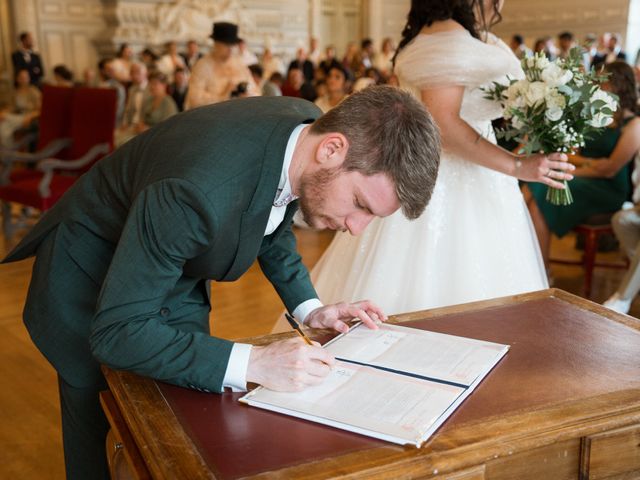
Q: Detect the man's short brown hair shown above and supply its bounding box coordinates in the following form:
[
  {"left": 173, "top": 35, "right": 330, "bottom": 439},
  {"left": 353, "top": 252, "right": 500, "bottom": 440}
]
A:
[{"left": 310, "top": 85, "right": 440, "bottom": 219}]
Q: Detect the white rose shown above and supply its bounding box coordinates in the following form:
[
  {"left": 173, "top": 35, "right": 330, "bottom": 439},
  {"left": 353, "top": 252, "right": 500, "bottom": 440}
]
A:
[
  {"left": 505, "top": 80, "right": 527, "bottom": 110},
  {"left": 511, "top": 115, "right": 524, "bottom": 130},
  {"left": 523, "top": 81, "right": 547, "bottom": 107},
  {"left": 546, "top": 106, "right": 563, "bottom": 122},
  {"left": 535, "top": 55, "right": 550, "bottom": 70},
  {"left": 589, "top": 112, "right": 614, "bottom": 128},
  {"left": 590, "top": 88, "right": 618, "bottom": 113},
  {"left": 544, "top": 89, "right": 566, "bottom": 123},
  {"left": 541, "top": 63, "right": 573, "bottom": 87}
]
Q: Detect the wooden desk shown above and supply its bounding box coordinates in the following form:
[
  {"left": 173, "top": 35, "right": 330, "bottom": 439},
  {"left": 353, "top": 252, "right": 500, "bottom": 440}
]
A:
[{"left": 101, "top": 289, "right": 640, "bottom": 479}]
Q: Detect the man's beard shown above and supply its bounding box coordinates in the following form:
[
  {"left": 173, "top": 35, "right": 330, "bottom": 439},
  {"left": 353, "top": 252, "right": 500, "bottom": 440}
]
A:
[{"left": 298, "top": 166, "right": 341, "bottom": 229}]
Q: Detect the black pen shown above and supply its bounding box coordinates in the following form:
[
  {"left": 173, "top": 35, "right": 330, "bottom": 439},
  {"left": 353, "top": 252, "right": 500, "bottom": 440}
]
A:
[{"left": 285, "top": 313, "right": 313, "bottom": 346}]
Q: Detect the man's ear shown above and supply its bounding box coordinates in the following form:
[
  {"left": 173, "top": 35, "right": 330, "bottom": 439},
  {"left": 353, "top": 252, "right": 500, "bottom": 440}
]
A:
[{"left": 315, "top": 132, "right": 349, "bottom": 167}]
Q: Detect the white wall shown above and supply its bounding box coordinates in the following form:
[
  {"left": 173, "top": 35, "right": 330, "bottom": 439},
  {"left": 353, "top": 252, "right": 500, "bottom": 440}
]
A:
[
  {"left": 11, "top": 0, "right": 106, "bottom": 83},
  {"left": 493, "top": 0, "right": 631, "bottom": 51},
  {"left": 627, "top": 0, "right": 640, "bottom": 65}
]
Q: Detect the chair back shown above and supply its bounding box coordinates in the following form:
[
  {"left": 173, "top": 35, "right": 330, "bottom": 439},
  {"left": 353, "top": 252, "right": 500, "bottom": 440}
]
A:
[
  {"left": 67, "top": 87, "right": 117, "bottom": 172},
  {"left": 37, "top": 85, "right": 74, "bottom": 156}
]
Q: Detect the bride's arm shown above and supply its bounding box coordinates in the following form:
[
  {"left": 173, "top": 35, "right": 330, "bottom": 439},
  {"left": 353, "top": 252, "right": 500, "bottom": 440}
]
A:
[{"left": 421, "top": 86, "right": 574, "bottom": 188}]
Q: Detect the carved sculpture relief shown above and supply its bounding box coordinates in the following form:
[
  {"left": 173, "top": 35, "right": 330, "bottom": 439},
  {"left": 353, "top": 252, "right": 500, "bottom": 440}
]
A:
[{"left": 154, "top": 0, "right": 241, "bottom": 43}]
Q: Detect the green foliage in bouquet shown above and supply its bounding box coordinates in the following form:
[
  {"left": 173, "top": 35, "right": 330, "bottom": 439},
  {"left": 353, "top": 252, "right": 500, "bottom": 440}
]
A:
[{"left": 485, "top": 48, "right": 618, "bottom": 205}]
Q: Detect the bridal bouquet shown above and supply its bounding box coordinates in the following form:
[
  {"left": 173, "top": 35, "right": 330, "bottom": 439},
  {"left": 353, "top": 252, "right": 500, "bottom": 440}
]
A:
[{"left": 485, "top": 48, "right": 618, "bottom": 205}]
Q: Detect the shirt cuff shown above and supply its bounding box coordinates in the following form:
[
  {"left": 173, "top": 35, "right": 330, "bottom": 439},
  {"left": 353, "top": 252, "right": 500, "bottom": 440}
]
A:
[
  {"left": 294, "top": 298, "right": 324, "bottom": 325},
  {"left": 221, "top": 343, "right": 252, "bottom": 392}
]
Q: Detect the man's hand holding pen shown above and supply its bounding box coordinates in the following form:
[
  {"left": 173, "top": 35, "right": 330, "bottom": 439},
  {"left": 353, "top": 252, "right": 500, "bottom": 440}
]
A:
[{"left": 246, "top": 338, "right": 335, "bottom": 392}]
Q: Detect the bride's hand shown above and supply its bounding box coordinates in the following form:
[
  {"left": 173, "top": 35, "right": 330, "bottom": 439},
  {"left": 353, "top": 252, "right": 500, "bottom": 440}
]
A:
[{"left": 516, "top": 152, "right": 575, "bottom": 188}]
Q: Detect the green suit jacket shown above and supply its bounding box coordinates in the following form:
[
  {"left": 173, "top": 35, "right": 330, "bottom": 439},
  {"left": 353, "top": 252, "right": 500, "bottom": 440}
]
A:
[{"left": 3, "top": 96, "right": 322, "bottom": 391}]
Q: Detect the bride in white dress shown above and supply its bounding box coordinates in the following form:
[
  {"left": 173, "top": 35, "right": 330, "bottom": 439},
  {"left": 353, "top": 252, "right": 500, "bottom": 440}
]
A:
[{"left": 272, "top": 0, "right": 576, "bottom": 332}]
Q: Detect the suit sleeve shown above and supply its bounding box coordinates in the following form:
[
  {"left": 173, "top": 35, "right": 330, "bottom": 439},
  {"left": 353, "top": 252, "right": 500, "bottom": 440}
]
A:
[
  {"left": 89, "top": 178, "right": 233, "bottom": 392},
  {"left": 257, "top": 214, "right": 318, "bottom": 314}
]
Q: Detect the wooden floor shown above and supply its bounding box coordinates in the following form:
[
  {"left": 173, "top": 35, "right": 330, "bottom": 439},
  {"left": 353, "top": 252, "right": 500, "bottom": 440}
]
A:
[{"left": 0, "top": 224, "right": 637, "bottom": 479}]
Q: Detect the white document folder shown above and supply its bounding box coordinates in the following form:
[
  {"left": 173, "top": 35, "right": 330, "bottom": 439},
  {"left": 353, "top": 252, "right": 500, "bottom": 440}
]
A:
[{"left": 240, "top": 322, "right": 509, "bottom": 446}]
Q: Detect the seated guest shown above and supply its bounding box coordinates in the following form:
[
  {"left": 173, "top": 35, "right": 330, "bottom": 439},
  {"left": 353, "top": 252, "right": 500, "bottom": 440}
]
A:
[
  {"left": 358, "top": 38, "right": 375, "bottom": 71},
  {"left": 0, "top": 69, "right": 42, "bottom": 148},
  {"left": 603, "top": 164, "right": 640, "bottom": 314},
  {"left": 97, "top": 58, "right": 126, "bottom": 126},
  {"left": 352, "top": 67, "right": 379, "bottom": 92},
  {"left": 282, "top": 66, "right": 316, "bottom": 101},
  {"left": 248, "top": 63, "right": 264, "bottom": 91},
  {"left": 342, "top": 41, "right": 359, "bottom": 72},
  {"left": 137, "top": 72, "right": 178, "bottom": 131},
  {"left": 314, "top": 65, "right": 349, "bottom": 113},
  {"left": 533, "top": 36, "right": 556, "bottom": 60},
  {"left": 169, "top": 67, "right": 189, "bottom": 111},
  {"left": 82, "top": 67, "right": 97, "bottom": 87},
  {"left": 52, "top": 64, "right": 74, "bottom": 87},
  {"left": 181, "top": 40, "right": 202, "bottom": 72},
  {"left": 157, "top": 41, "right": 186, "bottom": 81},
  {"left": 111, "top": 43, "right": 134, "bottom": 83},
  {"left": 374, "top": 38, "right": 396, "bottom": 80},
  {"left": 281, "top": 66, "right": 303, "bottom": 97},
  {"left": 593, "top": 33, "right": 627, "bottom": 68},
  {"left": 121, "top": 63, "right": 149, "bottom": 127},
  {"left": 509, "top": 34, "right": 532, "bottom": 60},
  {"left": 262, "top": 71, "right": 283, "bottom": 96},
  {"left": 115, "top": 72, "right": 177, "bottom": 146},
  {"left": 260, "top": 47, "right": 285, "bottom": 81},
  {"left": 287, "top": 47, "right": 314, "bottom": 83},
  {"left": 525, "top": 61, "right": 640, "bottom": 267},
  {"left": 557, "top": 31, "right": 590, "bottom": 69},
  {"left": 318, "top": 45, "right": 341, "bottom": 75},
  {"left": 308, "top": 36, "right": 321, "bottom": 66},
  {"left": 13, "top": 69, "right": 41, "bottom": 114},
  {"left": 140, "top": 47, "right": 158, "bottom": 73}
]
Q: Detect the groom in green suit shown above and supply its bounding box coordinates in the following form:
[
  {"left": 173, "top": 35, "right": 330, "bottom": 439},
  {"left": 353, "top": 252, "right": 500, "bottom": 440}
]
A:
[{"left": 2, "top": 85, "right": 440, "bottom": 479}]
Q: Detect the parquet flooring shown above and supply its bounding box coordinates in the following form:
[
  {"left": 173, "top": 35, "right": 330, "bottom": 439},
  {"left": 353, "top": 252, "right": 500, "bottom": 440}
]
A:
[{"left": 0, "top": 225, "right": 636, "bottom": 479}]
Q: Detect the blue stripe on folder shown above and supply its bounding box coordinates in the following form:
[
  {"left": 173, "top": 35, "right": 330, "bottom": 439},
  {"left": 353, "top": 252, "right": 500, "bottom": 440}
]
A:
[{"left": 334, "top": 357, "right": 469, "bottom": 390}]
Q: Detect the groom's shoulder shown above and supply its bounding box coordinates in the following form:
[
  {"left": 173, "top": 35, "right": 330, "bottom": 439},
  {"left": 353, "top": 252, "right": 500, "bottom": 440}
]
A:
[{"left": 187, "top": 96, "right": 322, "bottom": 122}]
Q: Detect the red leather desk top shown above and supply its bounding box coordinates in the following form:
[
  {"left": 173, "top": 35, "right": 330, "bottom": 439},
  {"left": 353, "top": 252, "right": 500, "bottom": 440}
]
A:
[{"left": 158, "top": 296, "right": 640, "bottom": 479}]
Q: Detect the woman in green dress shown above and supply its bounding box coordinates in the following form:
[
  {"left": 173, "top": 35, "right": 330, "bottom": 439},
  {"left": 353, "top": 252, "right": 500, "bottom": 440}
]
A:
[{"left": 526, "top": 61, "right": 640, "bottom": 266}]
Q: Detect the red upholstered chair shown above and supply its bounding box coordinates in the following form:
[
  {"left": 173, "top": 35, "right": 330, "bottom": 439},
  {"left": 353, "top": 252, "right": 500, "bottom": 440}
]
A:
[
  {"left": 0, "top": 85, "right": 74, "bottom": 185},
  {"left": 550, "top": 213, "right": 628, "bottom": 299},
  {"left": 0, "top": 87, "right": 117, "bottom": 238}
]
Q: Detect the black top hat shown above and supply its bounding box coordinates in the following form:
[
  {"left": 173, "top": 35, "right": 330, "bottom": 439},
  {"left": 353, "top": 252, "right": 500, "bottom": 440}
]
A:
[{"left": 210, "top": 22, "right": 241, "bottom": 45}]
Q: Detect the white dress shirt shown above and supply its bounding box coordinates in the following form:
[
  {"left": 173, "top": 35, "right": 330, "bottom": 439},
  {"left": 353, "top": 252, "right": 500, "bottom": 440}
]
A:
[{"left": 221, "top": 124, "right": 323, "bottom": 391}]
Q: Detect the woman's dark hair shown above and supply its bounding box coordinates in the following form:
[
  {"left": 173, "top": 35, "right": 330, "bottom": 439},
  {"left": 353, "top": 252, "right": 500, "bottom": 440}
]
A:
[
  {"left": 53, "top": 64, "right": 74, "bottom": 82},
  {"left": 117, "top": 43, "right": 130, "bottom": 58},
  {"left": 141, "top": 48, "right": 158, "bottom": 62},
  {"left": 603, "top": 61, "right": 639, "bottom": 125},
  {"left": 393, "top": 0, "right": 502, "bottom": 66},
  {"left": 148, "top": 71, "right": 168, "bottom": 84}
]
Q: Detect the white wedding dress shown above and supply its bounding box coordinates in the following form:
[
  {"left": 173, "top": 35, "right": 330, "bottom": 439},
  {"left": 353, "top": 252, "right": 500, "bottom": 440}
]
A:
[{"left": 272, "top": 30, "right": 548, "bottom": 332}]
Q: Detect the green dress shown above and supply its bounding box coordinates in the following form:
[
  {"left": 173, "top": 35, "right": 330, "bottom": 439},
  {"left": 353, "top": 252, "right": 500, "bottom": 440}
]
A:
[{"left": 529, "top": 118, "right": 634, "bottom": 237}]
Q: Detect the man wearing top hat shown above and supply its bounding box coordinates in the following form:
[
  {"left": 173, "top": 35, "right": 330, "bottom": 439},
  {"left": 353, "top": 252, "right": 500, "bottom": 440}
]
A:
[{"left": 185, "top": 22, "right": 258, "bottom": 109}]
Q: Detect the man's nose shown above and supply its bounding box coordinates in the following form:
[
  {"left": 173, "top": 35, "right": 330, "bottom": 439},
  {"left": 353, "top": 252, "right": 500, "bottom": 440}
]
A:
[{"left": 346, "top": 211, "right": 374, "bottom": 235}]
